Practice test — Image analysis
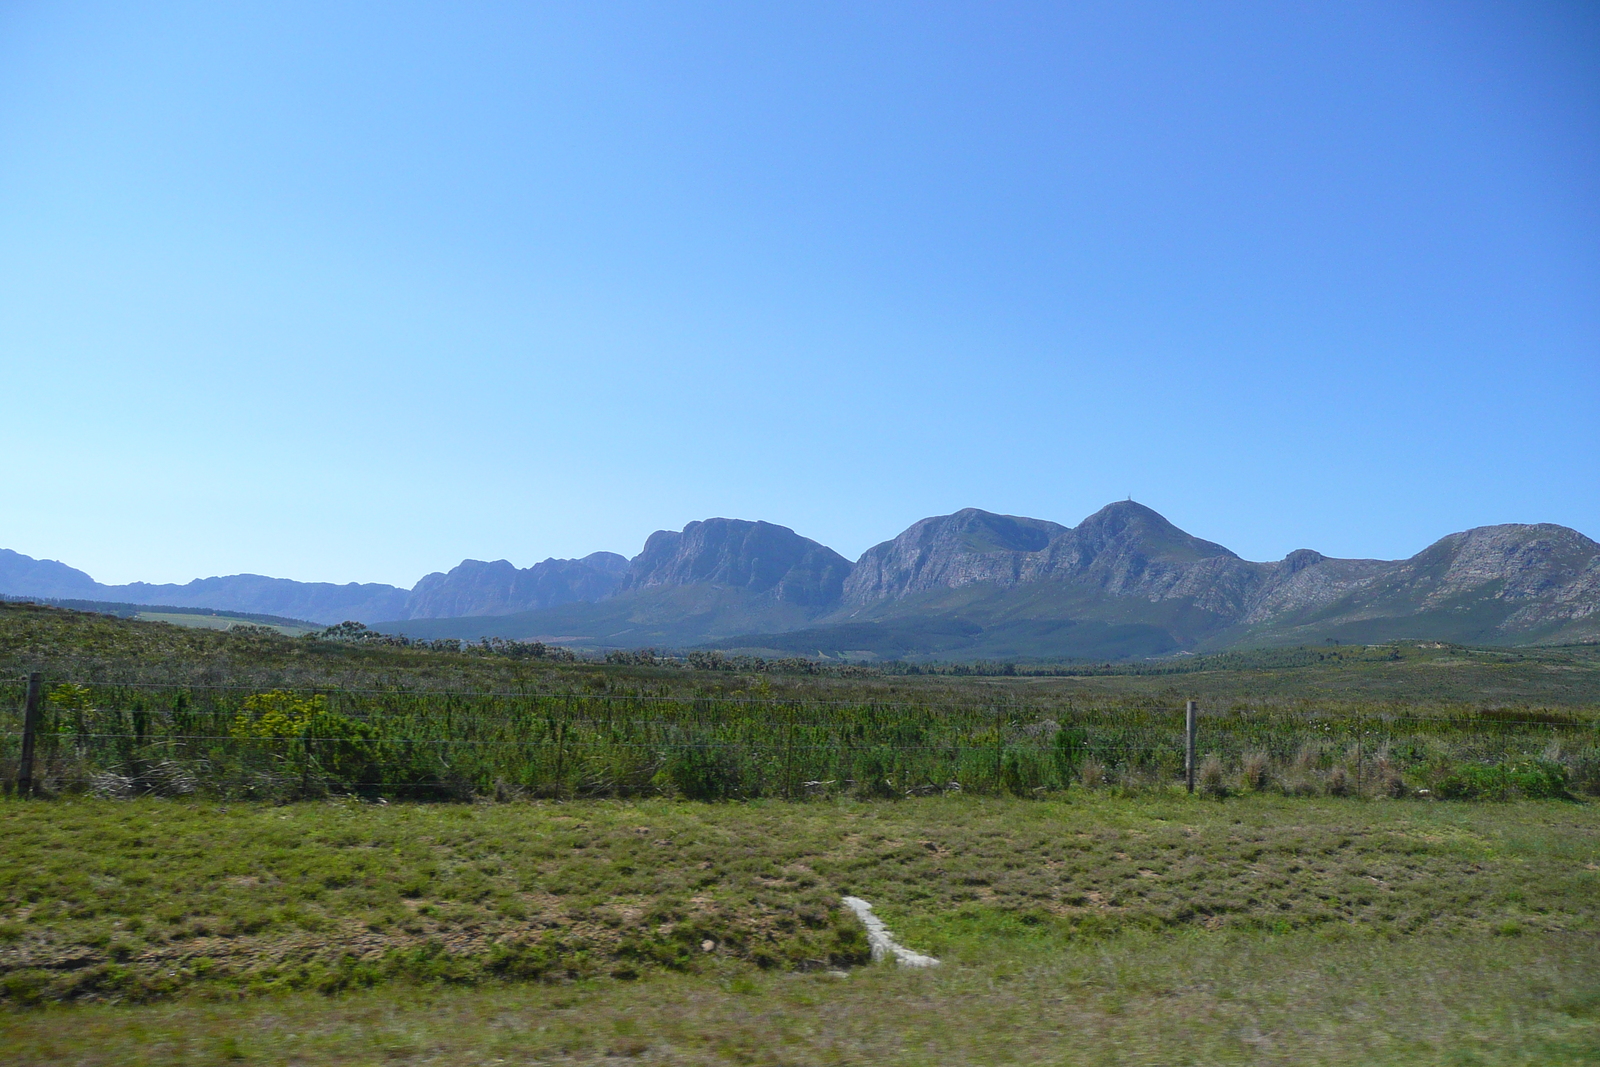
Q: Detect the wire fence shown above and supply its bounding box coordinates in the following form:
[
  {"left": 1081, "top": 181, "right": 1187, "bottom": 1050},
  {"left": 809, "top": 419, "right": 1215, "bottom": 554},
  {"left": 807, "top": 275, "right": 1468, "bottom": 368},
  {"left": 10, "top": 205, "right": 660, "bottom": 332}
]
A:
[{"left": 3, "top": 677, "right": 1596, "bottom": 802}]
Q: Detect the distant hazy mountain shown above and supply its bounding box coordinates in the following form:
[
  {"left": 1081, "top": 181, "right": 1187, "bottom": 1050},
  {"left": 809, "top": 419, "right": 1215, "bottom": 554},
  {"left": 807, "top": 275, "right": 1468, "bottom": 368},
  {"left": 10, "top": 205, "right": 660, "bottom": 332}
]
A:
[
  {"left": 403, "top": 552, "right": 628, "bottom": 619},
  {"left": 381, "top": 504, "right": 1600, "bottom": 657},
  {"left": 7, "top": 503, "right": 1597, "bottom": 657},
  {"left": 0, "top": 550, "right": 410, "bottom": 625},
  {"left": 391, "top": 518, "right": 854, "bottom": 646},
  {"left": 0, "top": 546, "right": 634, "bottom": 627},
  {"left": 0, "top": 550, "right": 102, "bottom": 600},
  {"left": 1222, "top": 521, "right": 1600, "bottom": 648}
]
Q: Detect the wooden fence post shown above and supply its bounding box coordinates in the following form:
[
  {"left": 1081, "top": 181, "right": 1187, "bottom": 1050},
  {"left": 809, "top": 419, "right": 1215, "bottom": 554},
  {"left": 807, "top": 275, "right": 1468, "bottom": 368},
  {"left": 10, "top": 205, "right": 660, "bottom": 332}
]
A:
[
  {"left": 1185, "top": 699, "right": 1197, "bottom": 794},
  {"left": 17, "top": 672, "right": 43, "bottom": 797}
]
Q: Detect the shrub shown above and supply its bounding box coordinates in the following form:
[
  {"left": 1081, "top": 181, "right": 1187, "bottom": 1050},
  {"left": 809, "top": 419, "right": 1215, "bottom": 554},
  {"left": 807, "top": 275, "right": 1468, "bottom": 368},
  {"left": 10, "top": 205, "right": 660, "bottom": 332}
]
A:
[
  {"left": 853, "top": 749, "right": 899, "bottom": 799},
  {"left": 1198, "top": 754, "right": 1228, "bottom": 797},
  {"left": 1434, "top": 760, "right": 1568, "bottom": 801},
  {"left": 655, "top": 744, "right": 743, "bottom": 801},
  {"left": 1291, "top": 743, "right": 1320, "bottom": 776},
  {"left": 1286, "top": 775, "right": 1321, "bottom": 797},
  {"left": 1241, "top": 752, "right": 1272, "bottom": 793},
  {"left": 828, "top": 914, "right": 872, "bottom": 966},
  {"left": 1052, "top": 727, "right": 1086, "bottom": 783},
  {"left": 999, "top": 747, "right": 1055, "bottom": 797},
  {"left": 1373, "top": 751, "right": 1408, "bottom": 798},
  {"left": 1325, "top": 766, "right": 1351, "bottom": 797},
  {"left": 487, "top": 937, "right": 561, "bottom": 980},
  {"left": 305, "top": 710, "right": 383, "bottom": 792},
  {"left": 232, "top": 691, "right": 326, "bottom": 740},
  {"left": 1078, "top": 758, "right": 1107, "bottom": 789},
  {"left": 1508, "top": 760, "right": 1569, "bottom": 799}
]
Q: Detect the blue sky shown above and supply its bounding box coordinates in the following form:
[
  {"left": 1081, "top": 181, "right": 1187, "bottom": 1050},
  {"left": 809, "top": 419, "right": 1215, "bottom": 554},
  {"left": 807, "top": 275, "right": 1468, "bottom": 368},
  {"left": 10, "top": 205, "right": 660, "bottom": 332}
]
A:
[{"left": 2, "top": 1, "right": 1596, "bottom": 587}]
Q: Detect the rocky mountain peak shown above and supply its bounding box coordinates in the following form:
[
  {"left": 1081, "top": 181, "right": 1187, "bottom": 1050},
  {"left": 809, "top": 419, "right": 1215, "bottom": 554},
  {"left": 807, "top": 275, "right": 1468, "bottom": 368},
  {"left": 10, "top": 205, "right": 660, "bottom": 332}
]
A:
[
  {"left": 621, "top": 518, "right": 852, "bottom": 608},
  {"left": 1067, "top": 501, "right": 1237, "bottom": 563},
  {"left": 1281, "top": 548, "right": 1326, "bottom": 574},
  {"left": 1401, "top": 523, "right": 1600, "bottom": 604},
  {"left": 842, "top": 509, "right": 1068, "bottom": 604}
]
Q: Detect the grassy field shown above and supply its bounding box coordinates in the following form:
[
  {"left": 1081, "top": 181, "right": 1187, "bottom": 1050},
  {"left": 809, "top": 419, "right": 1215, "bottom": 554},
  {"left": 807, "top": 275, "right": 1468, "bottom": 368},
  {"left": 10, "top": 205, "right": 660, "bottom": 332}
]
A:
[
  {"left": 2, "top": 926, "right": 1595, "bottom": 1065},
  {"left": 131, "top": 613, "right": 321, "bottom": 638},
  {"left": 3, "top": 602, "right": 1600, "bottom": 1062},
  {"left": 0, "top": 794, "right": 1597, "bottom": 1063}
]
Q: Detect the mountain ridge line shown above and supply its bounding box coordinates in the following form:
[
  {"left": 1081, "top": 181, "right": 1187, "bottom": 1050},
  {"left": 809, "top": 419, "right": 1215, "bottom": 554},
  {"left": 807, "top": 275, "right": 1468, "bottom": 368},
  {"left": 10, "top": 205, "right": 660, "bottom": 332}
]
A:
[{"left": 3, "top": 501, "right": 1595, "bottom": 659}]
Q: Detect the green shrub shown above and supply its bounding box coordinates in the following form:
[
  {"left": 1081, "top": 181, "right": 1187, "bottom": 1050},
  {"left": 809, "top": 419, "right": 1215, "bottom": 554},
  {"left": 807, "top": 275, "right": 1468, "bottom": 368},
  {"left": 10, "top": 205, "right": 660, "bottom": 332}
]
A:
[
  {"left": 1001, "top": 747, "right": 1054, "bottom": 797},
  {"left": 828, "top": 915, "right": 872, "bottom": 967},
  {"left": 1434, "top": 760, "right": 1568, "bottom": 800},
  {"left": 1053, "top": 727, "right": 1086, "bottom": 781},
  {"left": 0, "top": 969, "right": 52, "bottom": 1006},
  {"left": 486, "top": 937, "right": 562, "bottom": 980},
  {"left": 852, "top": 749, "right": 898, "bottom": 799},
  {"left": 1507, "top": 760, "right": 1568, "bottom": 799},
  {"left": 655, "top": 744, "right": 743, "bottom": 801}
]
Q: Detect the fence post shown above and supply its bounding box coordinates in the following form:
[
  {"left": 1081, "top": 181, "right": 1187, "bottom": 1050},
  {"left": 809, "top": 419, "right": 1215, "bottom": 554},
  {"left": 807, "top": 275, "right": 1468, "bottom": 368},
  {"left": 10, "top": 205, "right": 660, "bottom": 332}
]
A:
[
  {"left": 17, "top": 672, "right": 43, "bottom": 797},
  {"left": 1185, "top": 699, "right": 1197, "bottom": 794}
]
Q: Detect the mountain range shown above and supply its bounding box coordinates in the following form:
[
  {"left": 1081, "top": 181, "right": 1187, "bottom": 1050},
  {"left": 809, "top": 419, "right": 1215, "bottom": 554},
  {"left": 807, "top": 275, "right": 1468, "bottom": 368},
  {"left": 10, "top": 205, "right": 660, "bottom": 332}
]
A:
[{"left": 4, "top": 502, "right": 1597, "bottom": 659}]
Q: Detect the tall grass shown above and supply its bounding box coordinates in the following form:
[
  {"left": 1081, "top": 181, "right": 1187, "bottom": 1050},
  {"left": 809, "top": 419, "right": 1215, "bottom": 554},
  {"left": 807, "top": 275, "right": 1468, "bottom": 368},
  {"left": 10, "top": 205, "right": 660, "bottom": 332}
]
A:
[{"left": 1, "top": 678, "right": 1595, "bottom": 801}]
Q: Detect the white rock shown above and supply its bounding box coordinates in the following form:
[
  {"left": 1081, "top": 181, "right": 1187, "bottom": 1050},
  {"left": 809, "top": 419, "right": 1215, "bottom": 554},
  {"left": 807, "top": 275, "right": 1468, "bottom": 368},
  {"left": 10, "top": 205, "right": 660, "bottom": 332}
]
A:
[{"left": 840, "top": 896, "right": 940, "bottom": 968}]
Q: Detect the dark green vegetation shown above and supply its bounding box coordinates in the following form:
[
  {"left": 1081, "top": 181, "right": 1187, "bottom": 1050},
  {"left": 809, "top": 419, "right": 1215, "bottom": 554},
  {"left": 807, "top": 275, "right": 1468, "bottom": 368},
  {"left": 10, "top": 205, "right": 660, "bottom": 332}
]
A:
[
  {"left": 9, "top": 599, "right": 1600, "bottom": 703},
  {"left": 6, "top": 674, "right": 1595, "bottom": 803},
  {"left": 4, "top": 602, "right": 1599, "bottom": 802}
]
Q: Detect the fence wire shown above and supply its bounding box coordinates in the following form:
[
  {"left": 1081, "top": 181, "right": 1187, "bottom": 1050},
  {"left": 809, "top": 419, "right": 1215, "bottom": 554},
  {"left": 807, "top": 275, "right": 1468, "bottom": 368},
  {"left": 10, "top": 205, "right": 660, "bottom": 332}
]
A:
[{"left": 3, "top": 677, "right": 1595, "bottom": 802}]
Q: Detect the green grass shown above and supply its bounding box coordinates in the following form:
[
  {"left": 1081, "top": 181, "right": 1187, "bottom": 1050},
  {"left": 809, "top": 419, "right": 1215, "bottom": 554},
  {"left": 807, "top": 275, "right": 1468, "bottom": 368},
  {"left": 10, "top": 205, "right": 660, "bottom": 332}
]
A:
[
  {"left": 1, "top": 794, "right": 1595, "bottom": 1005},
  {"left": 1, "top": 930, "right": 1595, "bottom": 1065},
  {"left": 0, "top": 795, "right": 1597, "bottom": 1063},
  {"left": 4, "top": 597, "right": 1600, "bottom": 1062}
]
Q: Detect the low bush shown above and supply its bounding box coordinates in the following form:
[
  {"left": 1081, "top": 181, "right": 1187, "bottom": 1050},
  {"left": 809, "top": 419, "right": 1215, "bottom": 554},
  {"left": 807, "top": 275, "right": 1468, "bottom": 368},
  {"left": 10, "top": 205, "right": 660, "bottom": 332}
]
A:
[
  {"left": 1240, "top": 752, "right": 1272, "bottom": 793},
  {"left": 1433, "top": 760, "right": 1569, "bottom": 800},
  {"left": 654, "top": 744, "right": 742, "bottom": 801}
]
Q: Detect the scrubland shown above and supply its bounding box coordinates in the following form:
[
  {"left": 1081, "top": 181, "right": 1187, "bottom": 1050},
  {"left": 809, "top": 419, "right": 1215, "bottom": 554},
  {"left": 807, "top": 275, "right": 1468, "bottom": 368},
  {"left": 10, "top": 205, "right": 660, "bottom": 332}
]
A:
[{"left": 1, "top": 602, "right": 1598, "bottom": 1063}]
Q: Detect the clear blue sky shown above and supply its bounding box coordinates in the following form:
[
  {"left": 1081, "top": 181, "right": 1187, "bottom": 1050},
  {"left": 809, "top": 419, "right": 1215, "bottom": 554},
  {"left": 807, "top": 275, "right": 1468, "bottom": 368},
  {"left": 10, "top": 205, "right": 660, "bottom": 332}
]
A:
[{"left": 2, "top": 1, "right": 1596, "bottom": 587}]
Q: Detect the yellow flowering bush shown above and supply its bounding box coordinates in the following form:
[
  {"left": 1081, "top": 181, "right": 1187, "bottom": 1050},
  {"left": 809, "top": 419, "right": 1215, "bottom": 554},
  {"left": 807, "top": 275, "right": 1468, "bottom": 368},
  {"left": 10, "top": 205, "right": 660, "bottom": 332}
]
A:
[{"left": 231, "top": 691, "right": 327, "bottom": 739}]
